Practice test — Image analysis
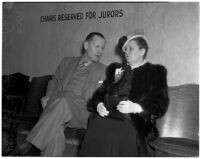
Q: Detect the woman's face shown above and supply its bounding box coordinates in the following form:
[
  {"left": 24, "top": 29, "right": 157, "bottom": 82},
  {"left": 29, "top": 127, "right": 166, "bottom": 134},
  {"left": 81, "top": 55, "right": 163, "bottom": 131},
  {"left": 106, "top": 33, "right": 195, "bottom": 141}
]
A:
[{"left": 123, "top": 39, "right": 145, "bottom": 66}]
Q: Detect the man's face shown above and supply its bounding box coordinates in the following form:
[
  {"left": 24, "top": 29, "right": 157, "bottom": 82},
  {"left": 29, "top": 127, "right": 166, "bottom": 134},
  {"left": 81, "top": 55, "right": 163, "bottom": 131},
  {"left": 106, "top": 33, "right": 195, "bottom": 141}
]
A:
[{"left": 84, "top": 35, "right": 106, "bottom": 62}]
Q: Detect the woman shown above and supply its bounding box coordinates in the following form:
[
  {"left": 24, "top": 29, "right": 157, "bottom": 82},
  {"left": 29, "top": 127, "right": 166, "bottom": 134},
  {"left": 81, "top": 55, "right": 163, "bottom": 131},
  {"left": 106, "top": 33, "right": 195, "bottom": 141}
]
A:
[{"left": 79, "top": 32, "right": 169, "bottom": 156}]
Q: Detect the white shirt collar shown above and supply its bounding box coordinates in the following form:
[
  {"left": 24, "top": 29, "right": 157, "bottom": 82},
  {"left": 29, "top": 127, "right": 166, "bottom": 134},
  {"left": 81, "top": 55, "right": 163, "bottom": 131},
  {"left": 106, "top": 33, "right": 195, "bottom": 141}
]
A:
[
  {"left": 80, "top": 56, "right": 91, "bottom": 65},
  {"left": 129, "top": 60, "right": 147, "bottom": 70}
]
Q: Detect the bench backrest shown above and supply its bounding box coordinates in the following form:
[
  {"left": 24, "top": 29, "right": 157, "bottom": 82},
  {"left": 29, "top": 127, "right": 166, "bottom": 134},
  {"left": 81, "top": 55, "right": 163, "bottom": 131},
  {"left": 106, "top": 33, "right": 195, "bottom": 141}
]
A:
[{"left": 157, "top": 84, "right": 199, "bottom": 141}]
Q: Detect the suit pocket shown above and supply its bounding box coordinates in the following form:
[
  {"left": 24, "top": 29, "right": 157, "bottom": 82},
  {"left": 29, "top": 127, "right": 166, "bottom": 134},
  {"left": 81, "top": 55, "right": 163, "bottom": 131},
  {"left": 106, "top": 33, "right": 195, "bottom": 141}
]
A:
[{"left": 82, "top": 81, "right": 99, "bottom": 100}]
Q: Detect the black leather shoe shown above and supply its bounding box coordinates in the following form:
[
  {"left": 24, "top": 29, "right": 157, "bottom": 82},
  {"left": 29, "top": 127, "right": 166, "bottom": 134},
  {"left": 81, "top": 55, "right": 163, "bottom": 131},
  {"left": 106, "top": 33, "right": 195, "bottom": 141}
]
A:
[{"left": 18, "top": 142, "right": 41, "bottom": 156}]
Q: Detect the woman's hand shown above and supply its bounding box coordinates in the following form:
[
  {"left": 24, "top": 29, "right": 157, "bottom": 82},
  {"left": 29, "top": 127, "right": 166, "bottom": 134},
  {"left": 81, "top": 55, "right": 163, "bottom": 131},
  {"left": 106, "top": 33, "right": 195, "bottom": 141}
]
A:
[
  {"left": 97, "top": 102, "right": 109, "bottom": 117},
  {"left": 117, "top": 100, "right": 143, "bottom": 114}
]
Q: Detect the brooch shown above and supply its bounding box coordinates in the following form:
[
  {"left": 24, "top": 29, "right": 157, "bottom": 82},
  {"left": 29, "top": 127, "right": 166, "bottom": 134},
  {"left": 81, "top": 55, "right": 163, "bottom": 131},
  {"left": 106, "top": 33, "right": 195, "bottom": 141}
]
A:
[{"left": 114, "top": 67, "right": 124, "bottom": 83}]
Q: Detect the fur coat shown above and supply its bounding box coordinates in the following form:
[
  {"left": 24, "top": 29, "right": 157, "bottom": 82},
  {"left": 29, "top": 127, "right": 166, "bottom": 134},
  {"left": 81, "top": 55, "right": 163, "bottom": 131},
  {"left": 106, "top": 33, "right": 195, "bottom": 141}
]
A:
[{"left": 87, "top": 62, "right": 169, "bottom": 141}]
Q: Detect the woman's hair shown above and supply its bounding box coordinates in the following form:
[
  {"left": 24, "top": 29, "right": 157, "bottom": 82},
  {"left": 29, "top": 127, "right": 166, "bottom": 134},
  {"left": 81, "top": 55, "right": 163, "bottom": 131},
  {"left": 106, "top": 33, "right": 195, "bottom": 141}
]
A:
[
  {"left": 133, "top": 37, "right": 149, "bottom": 59},
  {"left": 81, "top": 32, "right": 105, "bottom": 54}
]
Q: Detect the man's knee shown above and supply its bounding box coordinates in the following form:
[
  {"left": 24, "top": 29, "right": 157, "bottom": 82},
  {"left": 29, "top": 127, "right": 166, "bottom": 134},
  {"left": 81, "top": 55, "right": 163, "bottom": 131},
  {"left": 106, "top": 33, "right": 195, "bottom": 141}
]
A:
[
  {"left": 54, "top": 97, "right": 69, "bottom": 109},
  {"left": 44, "top": 97, "right": 71, "bottom": 117},
  {"left": 57, "top": 97, "right": 67, "bottom": 104},
  {"left": 56, "top": 97, "right": 72, "bottom": 119}
]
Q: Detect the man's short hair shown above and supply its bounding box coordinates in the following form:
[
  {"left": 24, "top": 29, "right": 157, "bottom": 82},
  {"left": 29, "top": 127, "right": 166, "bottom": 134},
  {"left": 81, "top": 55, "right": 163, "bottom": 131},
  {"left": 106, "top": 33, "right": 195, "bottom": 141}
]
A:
[{"left": 85, "top": 32, "right": 105, "bottom": 42}]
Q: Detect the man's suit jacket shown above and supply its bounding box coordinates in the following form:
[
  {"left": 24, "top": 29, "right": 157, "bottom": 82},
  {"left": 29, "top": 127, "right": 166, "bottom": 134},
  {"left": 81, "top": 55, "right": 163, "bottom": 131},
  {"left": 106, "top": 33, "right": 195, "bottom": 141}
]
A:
[
  {"left": 46, "top": 56, "right": 106, "bottom": 105},
  {"left": 26, "top": 57, "right": 106, "bottom": 150}
]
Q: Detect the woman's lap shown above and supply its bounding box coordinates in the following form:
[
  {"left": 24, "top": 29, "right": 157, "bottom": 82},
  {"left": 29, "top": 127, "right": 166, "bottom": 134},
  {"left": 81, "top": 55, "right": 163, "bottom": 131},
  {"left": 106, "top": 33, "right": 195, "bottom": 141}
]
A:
[{"left": 79, "top": 115, "right": 138, "bottom": 156}]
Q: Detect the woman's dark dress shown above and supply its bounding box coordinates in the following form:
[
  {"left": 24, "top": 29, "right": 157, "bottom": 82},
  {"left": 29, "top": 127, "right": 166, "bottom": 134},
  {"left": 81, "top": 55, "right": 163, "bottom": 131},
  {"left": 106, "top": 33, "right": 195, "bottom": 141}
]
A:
[
  {"left": 80, "top": 115, "right": 138, "bottom": 156},
  {"left": 79, "top": 62, "right": 169, "bottom": 157}
]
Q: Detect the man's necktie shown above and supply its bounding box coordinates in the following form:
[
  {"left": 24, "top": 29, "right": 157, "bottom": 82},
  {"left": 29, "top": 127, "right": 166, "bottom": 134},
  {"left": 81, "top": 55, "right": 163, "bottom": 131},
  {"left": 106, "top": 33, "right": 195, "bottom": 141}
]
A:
[{"left": 79, "top": 60, "right": 88, "bottom": 70}]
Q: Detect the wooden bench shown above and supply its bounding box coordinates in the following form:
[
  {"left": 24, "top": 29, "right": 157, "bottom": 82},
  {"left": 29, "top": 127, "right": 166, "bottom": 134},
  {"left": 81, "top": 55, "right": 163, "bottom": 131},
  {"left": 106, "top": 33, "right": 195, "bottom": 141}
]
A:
[{"left": 149, "top": 84, "right": 199, "bottom": 157}]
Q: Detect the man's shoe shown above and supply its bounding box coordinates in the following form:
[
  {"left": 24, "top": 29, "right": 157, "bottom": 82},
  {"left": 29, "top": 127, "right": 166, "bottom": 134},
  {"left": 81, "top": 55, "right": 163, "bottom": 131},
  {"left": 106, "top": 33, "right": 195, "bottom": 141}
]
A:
[
  {"left": 18, "top": 142, "right": 32, "bottom": 156},
  {"left": 18, "top": 142, "right": 41, "bottom": 156}
]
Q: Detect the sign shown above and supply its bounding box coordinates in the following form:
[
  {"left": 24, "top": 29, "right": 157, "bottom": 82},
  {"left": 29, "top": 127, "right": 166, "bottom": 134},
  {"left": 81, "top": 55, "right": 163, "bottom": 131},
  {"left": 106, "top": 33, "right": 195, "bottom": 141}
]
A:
[{"left": 40, "top": 9, "right": 124, "bottom": 22}]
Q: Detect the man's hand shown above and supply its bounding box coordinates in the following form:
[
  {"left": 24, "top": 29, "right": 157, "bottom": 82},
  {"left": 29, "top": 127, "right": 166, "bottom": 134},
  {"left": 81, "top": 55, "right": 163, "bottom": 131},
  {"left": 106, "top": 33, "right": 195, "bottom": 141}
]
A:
[
  {"left": 41, "top": 96, "right": 50, "bottom": 109},
  {"left": 97, "top": 102, "right": 109, "bottom": 117},
  {"left": 117, "top": 100, "right": 143, "bottom": 114}
]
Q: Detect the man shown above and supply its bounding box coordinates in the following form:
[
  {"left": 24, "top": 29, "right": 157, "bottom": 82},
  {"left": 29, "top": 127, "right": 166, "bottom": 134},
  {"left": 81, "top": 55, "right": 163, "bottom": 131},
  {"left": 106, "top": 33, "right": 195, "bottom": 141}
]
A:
[{"left": 20, "top": 32, "right": 106, "bottom": 156}]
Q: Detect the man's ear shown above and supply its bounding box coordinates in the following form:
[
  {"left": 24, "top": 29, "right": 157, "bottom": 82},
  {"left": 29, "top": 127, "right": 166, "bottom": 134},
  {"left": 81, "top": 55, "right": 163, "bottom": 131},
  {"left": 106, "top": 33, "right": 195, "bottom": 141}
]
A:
[{"left": 84, "top": 41, "right": 88, "bottom": 50}]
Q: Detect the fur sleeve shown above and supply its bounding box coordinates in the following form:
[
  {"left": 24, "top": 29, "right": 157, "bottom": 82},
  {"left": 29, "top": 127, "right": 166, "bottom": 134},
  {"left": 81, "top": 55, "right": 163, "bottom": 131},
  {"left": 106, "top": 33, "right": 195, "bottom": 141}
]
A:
[{"left": 137, "top": 65, "right": 169, "bottom": 119}]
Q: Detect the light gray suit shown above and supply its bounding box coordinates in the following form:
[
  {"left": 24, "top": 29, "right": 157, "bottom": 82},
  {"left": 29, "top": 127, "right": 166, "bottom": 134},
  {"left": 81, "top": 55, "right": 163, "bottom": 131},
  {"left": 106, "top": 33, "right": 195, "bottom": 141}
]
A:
[{"left": 26, "top": 57, "right": 106, "bottom": 156}]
